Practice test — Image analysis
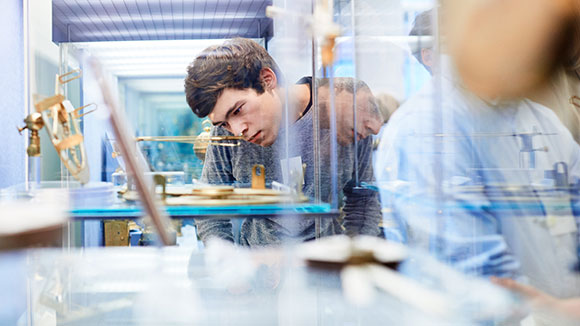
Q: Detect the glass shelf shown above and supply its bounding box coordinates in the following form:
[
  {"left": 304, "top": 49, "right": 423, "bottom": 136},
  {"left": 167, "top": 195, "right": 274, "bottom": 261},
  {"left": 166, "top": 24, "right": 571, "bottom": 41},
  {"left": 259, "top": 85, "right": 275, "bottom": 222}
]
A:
[{"left": 70, "top": 202, "right": 338, "bottom": 220}]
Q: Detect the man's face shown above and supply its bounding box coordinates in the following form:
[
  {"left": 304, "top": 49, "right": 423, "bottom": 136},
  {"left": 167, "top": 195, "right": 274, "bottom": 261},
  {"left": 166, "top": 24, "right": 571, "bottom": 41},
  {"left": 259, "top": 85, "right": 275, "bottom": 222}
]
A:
[
  {"left": 319, "top": 88, "right": 383, "bottom": 146},
  {"left": 209, "top": 88, "right": 282, "bottom": 147}
]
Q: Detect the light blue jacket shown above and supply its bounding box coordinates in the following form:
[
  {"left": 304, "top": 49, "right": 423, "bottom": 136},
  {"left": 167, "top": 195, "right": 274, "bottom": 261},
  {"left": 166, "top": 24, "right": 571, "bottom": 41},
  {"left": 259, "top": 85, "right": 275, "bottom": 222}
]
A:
[{"left": 375, "top": 57, "right": 580, "bottom": 297}]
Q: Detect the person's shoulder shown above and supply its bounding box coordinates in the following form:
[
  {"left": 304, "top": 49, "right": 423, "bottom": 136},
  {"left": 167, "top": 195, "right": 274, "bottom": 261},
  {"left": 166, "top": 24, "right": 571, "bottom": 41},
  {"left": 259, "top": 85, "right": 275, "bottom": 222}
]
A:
[
  {"left": 521, "top": 98, "right": 576, "bottom": 131},
  {"left": 295, "top": 76, "right": 312, "bottom": 85},
  {"left": 385, "top": 92, "right": 430, "bottom": 127}
]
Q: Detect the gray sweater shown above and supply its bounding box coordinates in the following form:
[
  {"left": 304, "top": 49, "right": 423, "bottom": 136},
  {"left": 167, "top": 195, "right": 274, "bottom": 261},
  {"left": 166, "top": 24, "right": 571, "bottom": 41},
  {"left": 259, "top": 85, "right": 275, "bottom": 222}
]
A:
[{"left": 197, "top": 101, "right": 381, "bottom": 246}]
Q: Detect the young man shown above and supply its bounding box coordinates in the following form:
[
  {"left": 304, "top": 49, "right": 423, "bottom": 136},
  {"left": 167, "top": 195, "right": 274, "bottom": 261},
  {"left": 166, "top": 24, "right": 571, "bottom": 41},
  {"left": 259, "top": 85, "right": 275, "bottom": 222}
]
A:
[{"left": 184, "top": 38, "right": 382, "bottom": 246}]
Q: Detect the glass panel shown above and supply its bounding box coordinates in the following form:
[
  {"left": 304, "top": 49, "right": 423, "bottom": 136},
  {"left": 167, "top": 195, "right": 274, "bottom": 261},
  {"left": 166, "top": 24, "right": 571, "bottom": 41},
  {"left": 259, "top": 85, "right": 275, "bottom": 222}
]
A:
[
  {"left": 371, "top": 0, "right": 580, "bottom": 317},
  {"left": 6, "top": 0, "right": 580, "bottom": 325},
  {"left": 8, "top": 247, "right": 515, "bottom": 325},
  {"left": 4, "top": 0, "right": 580, "bottom": 324}
]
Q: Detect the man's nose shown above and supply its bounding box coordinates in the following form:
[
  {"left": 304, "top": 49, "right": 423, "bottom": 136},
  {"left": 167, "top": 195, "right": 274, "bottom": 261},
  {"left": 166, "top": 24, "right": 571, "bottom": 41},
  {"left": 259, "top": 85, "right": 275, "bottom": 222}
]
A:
[
  {"left": 366, "top": 119, "right": 382, "bottom": 135},
  {"left": 230, "top": 120, "right": 248, "bottom": 138}
]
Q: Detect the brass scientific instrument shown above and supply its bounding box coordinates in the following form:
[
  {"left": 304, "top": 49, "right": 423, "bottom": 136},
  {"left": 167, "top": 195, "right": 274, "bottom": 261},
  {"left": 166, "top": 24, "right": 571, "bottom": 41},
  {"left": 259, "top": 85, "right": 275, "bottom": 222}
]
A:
[
  {"left": 19, "top": 69, "right": 94, "bottom": 184},
  {"left": 123, "top": 164, "right": 308, "bottom": 206},
  {"left": 135, "top": 119, "right": 243, "bottom": 161}
]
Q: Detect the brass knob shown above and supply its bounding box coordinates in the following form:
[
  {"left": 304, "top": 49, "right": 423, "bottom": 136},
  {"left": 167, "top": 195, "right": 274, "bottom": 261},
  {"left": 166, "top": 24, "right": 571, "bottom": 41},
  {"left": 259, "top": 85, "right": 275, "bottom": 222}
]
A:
[
  {"left": 17, "top": 125, "right": 28, "bottom": 135},
  {"left": 193, "top": 119, "right": 213, "bottom": 160},
  {"left": 20, "top": 113, "right": 44, "bottom": 157},
  {"left": 27, "top": 142, "right": 41, "bottom": 157},
  {"left": 22, "top": 112, "right": 44, "bottom": 131}
]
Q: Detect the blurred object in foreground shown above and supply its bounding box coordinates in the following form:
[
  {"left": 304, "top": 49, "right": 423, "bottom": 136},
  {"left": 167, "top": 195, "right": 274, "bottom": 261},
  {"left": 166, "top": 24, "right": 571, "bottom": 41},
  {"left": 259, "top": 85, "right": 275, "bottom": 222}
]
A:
[
  {"left": 492, "top": 276, "right": 580, "bottom": 325},
  {"left": 0, "top": 189, "right": 69, "bottom": 250},
  {"left": 446, "top": 0, "right": 578, "bottom": 99}
]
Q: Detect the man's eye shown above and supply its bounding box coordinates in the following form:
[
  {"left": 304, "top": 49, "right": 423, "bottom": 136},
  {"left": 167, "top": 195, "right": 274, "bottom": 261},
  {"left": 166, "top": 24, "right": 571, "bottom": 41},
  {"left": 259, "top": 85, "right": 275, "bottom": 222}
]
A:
[{"left": 233, "top": 106, "right": 242, "bottom": 115}]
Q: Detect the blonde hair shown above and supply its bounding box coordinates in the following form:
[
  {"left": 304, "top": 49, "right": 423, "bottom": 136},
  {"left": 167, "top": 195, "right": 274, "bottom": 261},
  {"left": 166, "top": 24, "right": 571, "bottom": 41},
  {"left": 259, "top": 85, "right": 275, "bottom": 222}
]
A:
[
  {"left": 375, "top": 93, "right": 400, "bottom": 123},
  {"left": 563, "top": 19, "right": 580, "bottom": 72}
]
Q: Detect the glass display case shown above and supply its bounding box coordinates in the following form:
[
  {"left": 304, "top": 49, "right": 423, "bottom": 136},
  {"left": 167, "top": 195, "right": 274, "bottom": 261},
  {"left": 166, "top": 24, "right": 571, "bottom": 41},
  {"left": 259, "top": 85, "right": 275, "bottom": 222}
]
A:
[
  {"left": 16, "top": 0, "right": 351, "bottom": 248},
  {"left": 7, "top": 242, "right": 517, "bottom": 325},
  {"left": 18, "top": 0, "right": 421, "bottom": 248},
  {"left": 3, "top": 0, "right": 580, "bottom": 324}
]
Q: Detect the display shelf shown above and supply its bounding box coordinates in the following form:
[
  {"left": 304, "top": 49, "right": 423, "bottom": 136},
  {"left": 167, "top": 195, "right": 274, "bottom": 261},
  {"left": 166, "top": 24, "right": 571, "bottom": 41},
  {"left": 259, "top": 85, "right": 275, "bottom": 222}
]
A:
[
  {"left": 380, "top": 186, "right": 580, "bottom": 216},
  {"left": 69, "top": 202, "right": 337, "bottom": 220}
]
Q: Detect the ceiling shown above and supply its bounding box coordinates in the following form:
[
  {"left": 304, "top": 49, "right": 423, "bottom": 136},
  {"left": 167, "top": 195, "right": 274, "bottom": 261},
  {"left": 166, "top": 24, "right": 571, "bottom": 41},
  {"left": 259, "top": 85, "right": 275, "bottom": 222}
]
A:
[
  {"left": 72, "top": 38, "right": 256, "bottom": 93},
  {"left": 119, "top": 77, "right": 187, "bottom": 92},
  {"left": 72, "top": 38, "right": 253, "bottom": 78},
  {"left": 52, "top": 0, "right": 273, "bottom": 43}
]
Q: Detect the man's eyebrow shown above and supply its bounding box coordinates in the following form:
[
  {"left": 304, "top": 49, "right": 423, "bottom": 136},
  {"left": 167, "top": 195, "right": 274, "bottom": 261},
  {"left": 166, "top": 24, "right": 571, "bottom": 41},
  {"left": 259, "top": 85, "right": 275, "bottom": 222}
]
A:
[{"left": 212, "top": 100, "right": 243, "bottom": 126}]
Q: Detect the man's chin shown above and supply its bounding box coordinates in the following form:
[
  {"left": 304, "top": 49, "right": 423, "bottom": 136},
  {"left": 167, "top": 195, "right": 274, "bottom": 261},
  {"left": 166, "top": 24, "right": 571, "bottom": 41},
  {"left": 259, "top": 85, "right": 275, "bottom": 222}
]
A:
[
  {"left": 337, "top": 137, "right": 353, "bottom": 147},
  {"left": 257, "top": 135, "right": 274, "bottom": 147},
  {"left": 260, "top": 139, "right": 274, "bottom": 147}
]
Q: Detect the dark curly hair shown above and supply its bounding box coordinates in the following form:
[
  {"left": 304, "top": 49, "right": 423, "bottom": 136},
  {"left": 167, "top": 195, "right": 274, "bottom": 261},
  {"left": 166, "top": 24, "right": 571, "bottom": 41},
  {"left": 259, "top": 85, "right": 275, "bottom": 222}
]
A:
[
  {"left": 409, "top": 9, "right": 434, "bottom": 70},
  {"left": 184, "top": 38, "right": 282, "bottom": 118}
]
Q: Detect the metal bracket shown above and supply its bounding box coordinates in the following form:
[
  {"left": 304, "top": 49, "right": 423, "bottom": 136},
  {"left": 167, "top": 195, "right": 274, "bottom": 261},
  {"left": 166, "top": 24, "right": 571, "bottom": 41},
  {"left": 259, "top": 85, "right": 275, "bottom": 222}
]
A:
[{"left": 252, "top": 164, "right": 266, "bottom": 189}]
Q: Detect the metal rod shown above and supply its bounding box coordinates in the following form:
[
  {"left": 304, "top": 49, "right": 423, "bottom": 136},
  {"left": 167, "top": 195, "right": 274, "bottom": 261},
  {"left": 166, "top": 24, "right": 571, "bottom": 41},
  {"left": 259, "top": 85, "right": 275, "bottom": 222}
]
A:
[
  {"left": 351, "top": 0, "right": 360, "bottom": 187},
  {"left": 23, "top": 0, "right": 30, "bottom": 190},
  {"left": 312, "top": 1, "right": 321, "bottom": 239},
  {"left": 431, "top": 5, "right": 446, "bottom": 261},
  {"left": 26, "top": 254, "right": 33, "bottom": 326},
  {"left": 70, "top": 211, "right": 341, "bottom": 221},
  {"left": 312, "top": 61, "right": 321, "bottom": 234},
  {"left": 90, "top": 59, "right": 172, "bottom": 246},
  {"left": 135, "top": 135, "right": 243, "bottom": 143},
  {"left": 327, "top": 65, "right": 338, "bottom": 210}
]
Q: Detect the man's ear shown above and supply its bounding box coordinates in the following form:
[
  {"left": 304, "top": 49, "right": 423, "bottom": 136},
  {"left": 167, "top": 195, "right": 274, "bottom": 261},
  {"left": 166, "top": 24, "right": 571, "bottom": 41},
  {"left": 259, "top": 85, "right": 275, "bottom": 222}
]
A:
[
  {"left": 421, "top": 48, "right": 433, "bottom": 68},
  {"left": 260, "top": 68, "right": 278, "bottom": 90}
]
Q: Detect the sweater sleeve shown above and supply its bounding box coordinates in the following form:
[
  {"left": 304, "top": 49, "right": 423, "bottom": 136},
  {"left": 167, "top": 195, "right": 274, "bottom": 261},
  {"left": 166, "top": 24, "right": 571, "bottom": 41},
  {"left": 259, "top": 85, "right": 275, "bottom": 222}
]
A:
[
  {"left": 342, "top": 137, "right": 382, "bottom": 236},
  {"left": 195, "top": 127, "right": 235, "bottom": 244}
]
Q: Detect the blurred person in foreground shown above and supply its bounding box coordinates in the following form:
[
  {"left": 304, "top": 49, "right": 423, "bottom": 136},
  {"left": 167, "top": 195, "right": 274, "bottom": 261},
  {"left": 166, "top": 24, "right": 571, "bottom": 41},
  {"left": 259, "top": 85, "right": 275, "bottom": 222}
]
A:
[
  {"left": 442, "top": 2, "right": 580, "bottom": 324},
  {"left": 446, "top": 0, "right": 579, "bottom": 99},
  {"left": 375, "top": 9, "right": 580, "bottom": 323},
  {"left": 447, "top": 0, "right": 580, "bottom": 144}
]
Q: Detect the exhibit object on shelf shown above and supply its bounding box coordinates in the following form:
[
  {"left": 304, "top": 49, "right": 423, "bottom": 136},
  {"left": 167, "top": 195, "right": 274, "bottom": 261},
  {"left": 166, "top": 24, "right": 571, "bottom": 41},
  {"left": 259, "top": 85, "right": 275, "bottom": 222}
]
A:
[
  {"left": 136, "top": 119, "right": 243, "bottom": 162},
  {"left": 121, "top": 163, "right": 307, "bottom": 206},
  {"left": 19, "top": 69, "right": 93, "bottom": 184}
]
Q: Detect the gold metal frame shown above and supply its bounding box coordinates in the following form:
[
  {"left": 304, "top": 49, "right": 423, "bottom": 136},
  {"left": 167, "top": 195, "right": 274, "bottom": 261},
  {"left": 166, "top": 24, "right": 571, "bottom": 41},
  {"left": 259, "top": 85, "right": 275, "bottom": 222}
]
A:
[
  {"left": 73, "top": 103, "right": 97, "bottom": 119},
  {"left": 135, "top": 135, "right": 243, "bottom": 146},
  {"left": 35, "top": 94, "right": 90, "bottom": 184},
  {"left": 22, "top": 69, "right": 93, "bottom": 184},
  {"left": 58, "top": 68, "right": 82, "bottom": 85}
]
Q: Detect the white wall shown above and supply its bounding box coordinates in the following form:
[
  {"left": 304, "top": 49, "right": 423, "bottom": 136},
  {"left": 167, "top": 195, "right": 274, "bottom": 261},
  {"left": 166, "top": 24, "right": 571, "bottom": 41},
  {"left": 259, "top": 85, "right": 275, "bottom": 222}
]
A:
[
  {"left": 29, "top": 0, "right": 59, "bottom": 65},
  {"left": 0, "top": 0, "right": 26, "bottom": 188},
  {"left": 29, "top": 0, "right": 63, "bottom": 182}
]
